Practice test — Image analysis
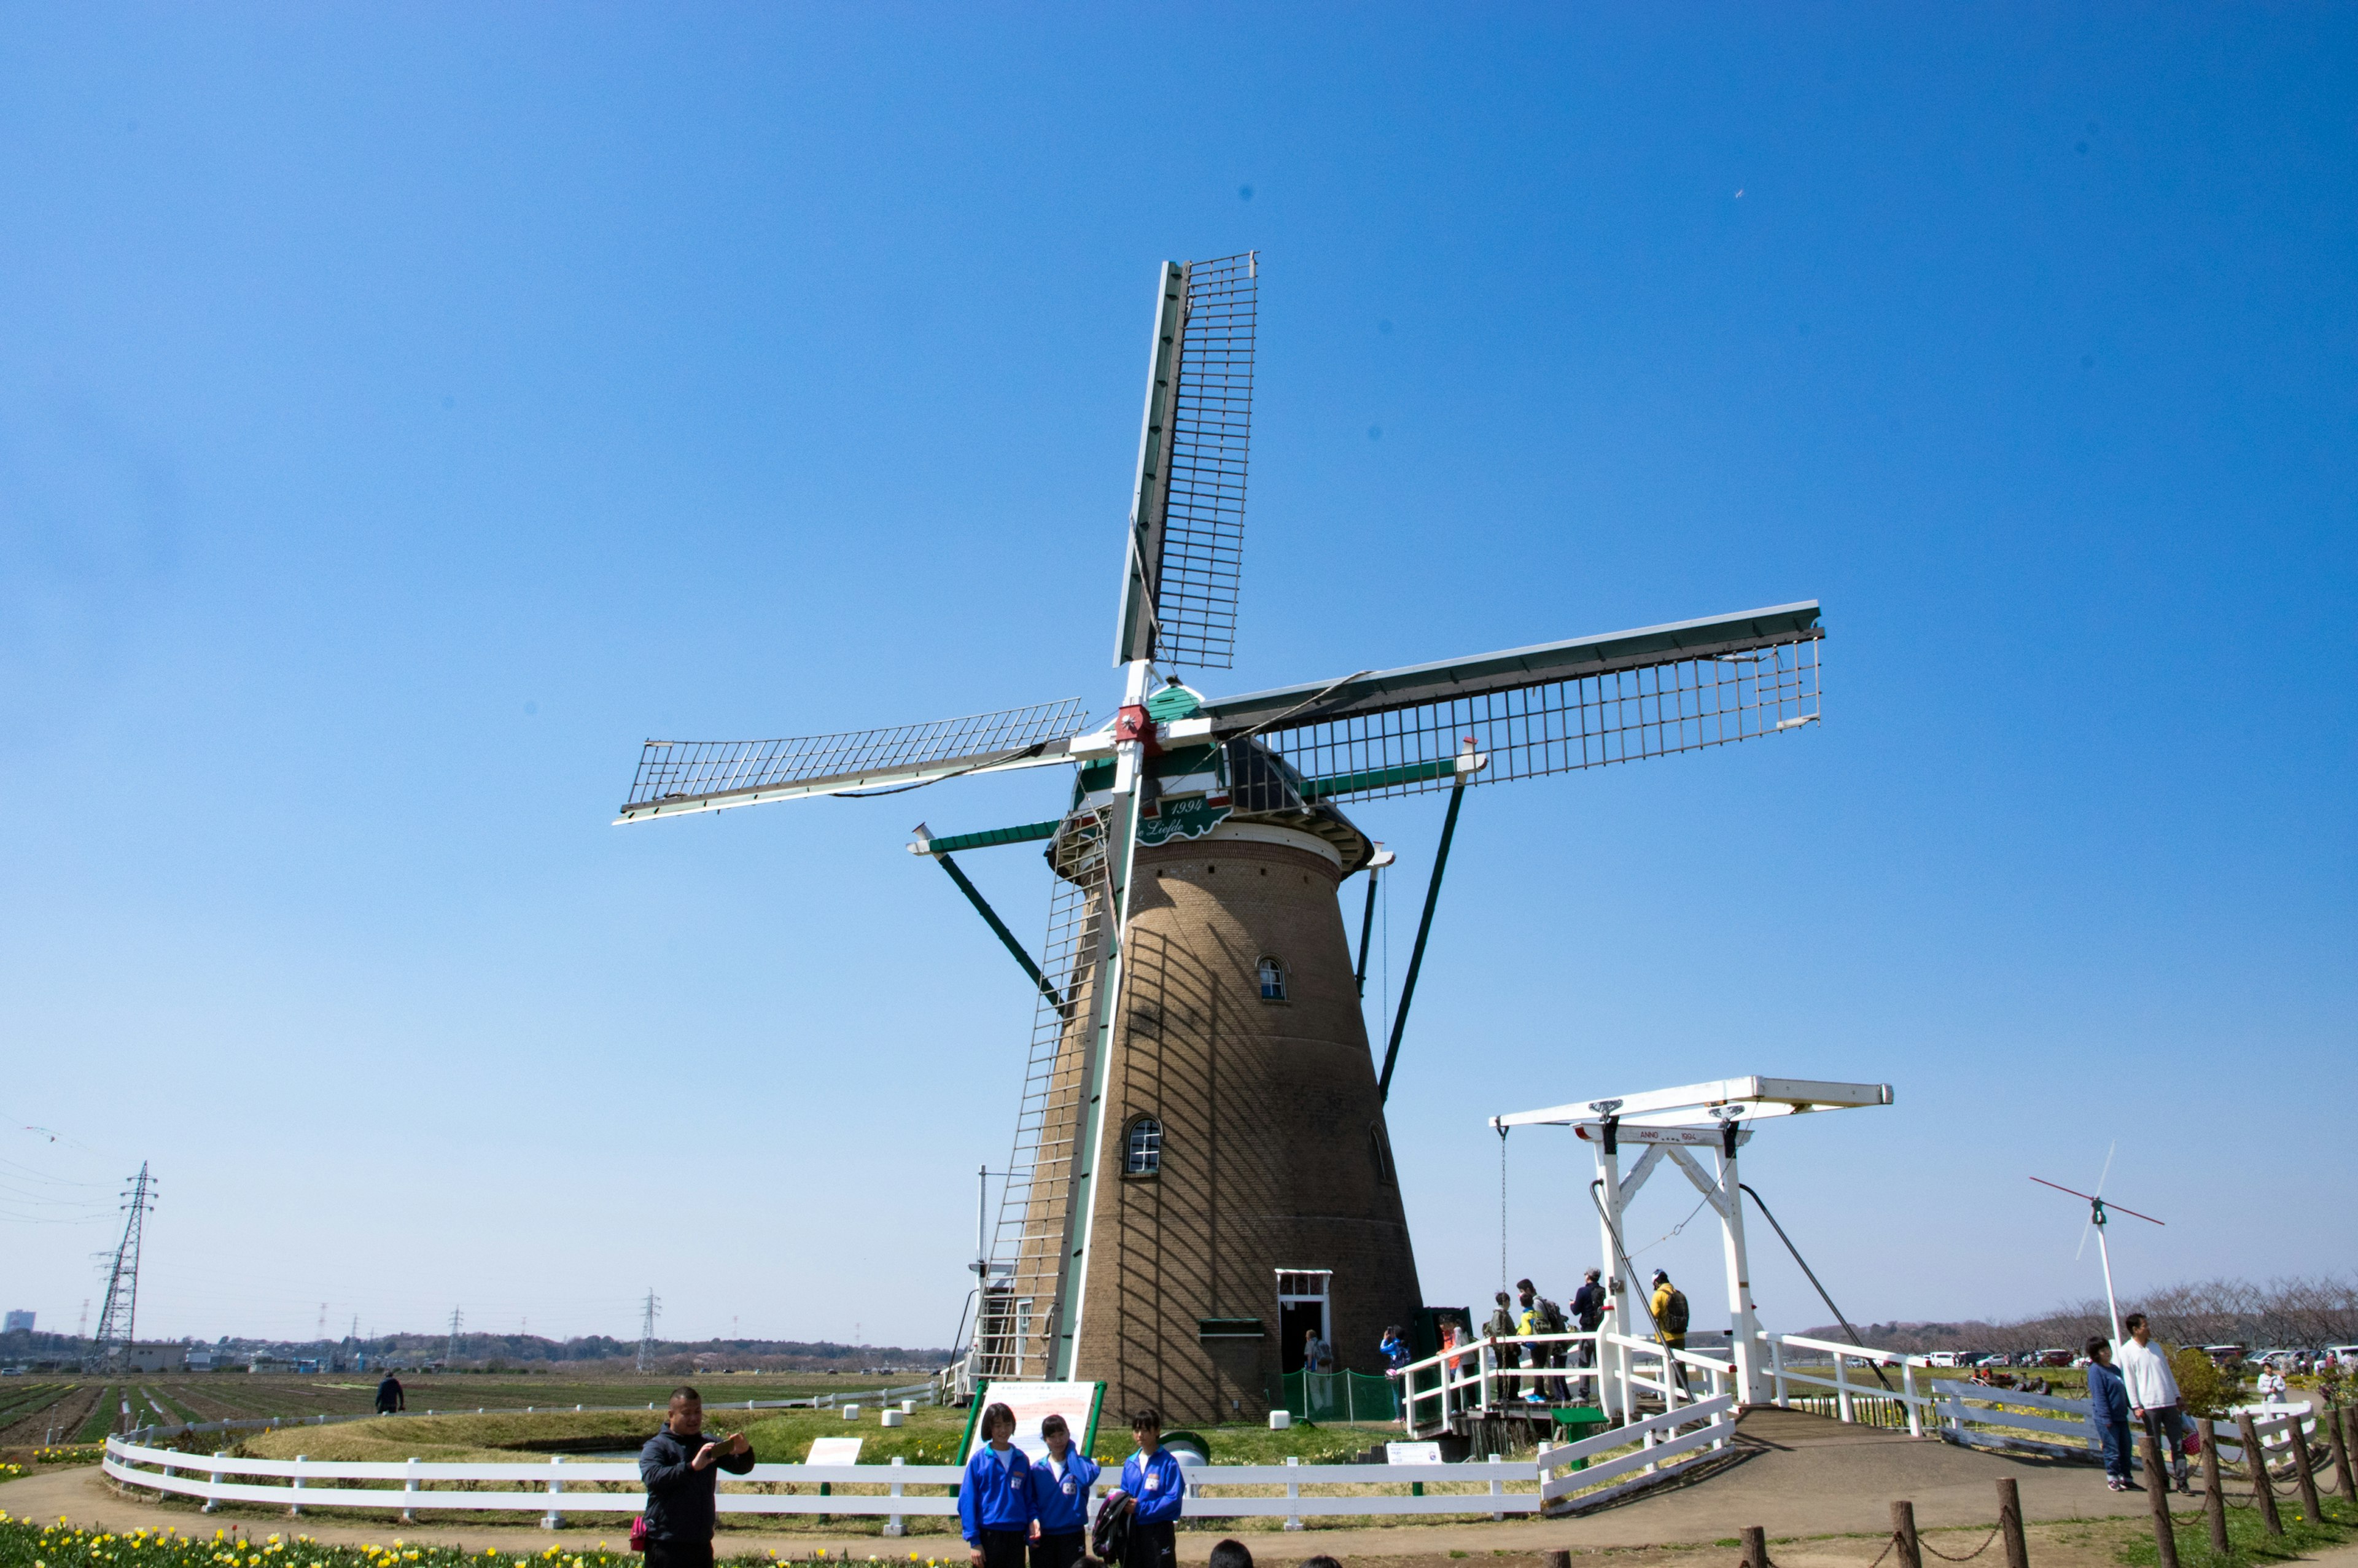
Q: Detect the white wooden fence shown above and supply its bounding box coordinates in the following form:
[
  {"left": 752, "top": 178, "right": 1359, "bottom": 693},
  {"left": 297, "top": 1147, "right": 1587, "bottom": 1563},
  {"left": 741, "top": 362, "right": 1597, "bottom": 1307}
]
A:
[
  {"left": 103, "top": 1400, "right": 1740, "bottom": 1531},
  {"left": 112, "top": 1383, "right": 941, "bottom": 1453}
]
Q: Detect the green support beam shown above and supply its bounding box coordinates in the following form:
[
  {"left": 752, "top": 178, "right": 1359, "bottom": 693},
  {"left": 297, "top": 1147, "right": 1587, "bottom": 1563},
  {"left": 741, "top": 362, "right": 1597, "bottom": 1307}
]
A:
[
  {"left": 1301, "top": 758, "right": 1462, "bottom": 801},
  {"left": 924, "top": 820, "right": 1061, "bottom": 855},
  {"left": 930, "top": 852, "right": 1063, "bottom": 1013},
  {"left": 1377, "top": 779, "right": 1468, "bottom": 1102}
]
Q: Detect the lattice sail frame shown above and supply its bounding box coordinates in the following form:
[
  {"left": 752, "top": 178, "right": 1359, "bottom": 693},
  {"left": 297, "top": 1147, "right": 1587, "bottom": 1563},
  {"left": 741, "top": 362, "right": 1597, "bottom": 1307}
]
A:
[
  {"left": 1152, "top": 254, "right": 1256, "bottom": 670},
  {"left": 1243, "top": 634, "right": 1821, "bottom": 808},
  {"left": 621, "top": 698, "right": 1090, "bottom": 817},
  {"left": 974, "top": 806, "right": 1117, "bottom": 1381}
]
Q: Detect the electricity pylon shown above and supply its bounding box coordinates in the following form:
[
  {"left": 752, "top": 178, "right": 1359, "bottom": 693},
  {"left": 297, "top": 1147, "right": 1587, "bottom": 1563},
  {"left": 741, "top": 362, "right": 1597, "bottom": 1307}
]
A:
[
  {"left": 445, "top": 1307, "right": 462, "bottom": 1367},
  {"left": 87, "top": 1163, "right": 157, "bottom": 1371},
  {"left": 637, "top": 1289, "right": 660, "bottom": 1372}
]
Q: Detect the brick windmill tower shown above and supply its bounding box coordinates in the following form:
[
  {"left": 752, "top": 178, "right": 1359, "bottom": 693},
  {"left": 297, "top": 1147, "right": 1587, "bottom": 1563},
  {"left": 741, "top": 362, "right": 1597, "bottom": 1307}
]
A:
[{"left": 616, "top": 253, "right": 1824, "bottom": 1422}]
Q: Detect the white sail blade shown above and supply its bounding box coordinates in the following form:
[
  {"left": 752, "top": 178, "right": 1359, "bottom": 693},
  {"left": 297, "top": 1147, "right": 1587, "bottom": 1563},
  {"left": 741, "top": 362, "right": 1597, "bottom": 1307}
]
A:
[
  {"left": 1197, "top": 602, "right": 1823, "bottom": 807},
  {"left": 617, "top": 698, "right": 1091, "bottom": 821}
]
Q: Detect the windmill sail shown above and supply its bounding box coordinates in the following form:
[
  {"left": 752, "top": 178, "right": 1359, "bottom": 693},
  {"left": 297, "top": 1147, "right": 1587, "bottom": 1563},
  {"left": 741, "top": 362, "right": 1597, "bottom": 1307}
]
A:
[
  {"left": 616, "top": 697, "right": 1092, "bottom": 821},
  {"left": 1200, "top": 602, "right": 1822, "bottom": 809},
  {"left": 1115, "top": 253, "right": 1257, "bottom": 671}
]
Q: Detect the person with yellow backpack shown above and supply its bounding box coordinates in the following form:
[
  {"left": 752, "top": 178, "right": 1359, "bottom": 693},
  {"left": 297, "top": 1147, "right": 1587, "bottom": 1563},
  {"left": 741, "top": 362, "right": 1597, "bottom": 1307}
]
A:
[{"left": 1649, "top": 1270, "right": 1691, "bottom": 1394}]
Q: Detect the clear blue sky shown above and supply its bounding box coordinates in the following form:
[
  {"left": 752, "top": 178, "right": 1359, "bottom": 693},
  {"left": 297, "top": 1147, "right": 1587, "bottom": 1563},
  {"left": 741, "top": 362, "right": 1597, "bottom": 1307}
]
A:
[{"left": 3, "top": 7, "right": 2350, "bottom": 1351}]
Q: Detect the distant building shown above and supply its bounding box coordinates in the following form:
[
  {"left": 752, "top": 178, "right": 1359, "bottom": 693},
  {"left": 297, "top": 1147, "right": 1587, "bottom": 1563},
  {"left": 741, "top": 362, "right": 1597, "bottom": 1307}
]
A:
[
  {"left": 249, "top": 1353, "right": 294, "bottom": 1373},
  {"left": 185, "top": 1347, "right": 220, "bottom": 1370},
  {"left": 101, "top": 1343, "right": 185, "bottom": 1373},
  {"left": 2, "top": 1311, "right": 31, "bottom": 1333}
]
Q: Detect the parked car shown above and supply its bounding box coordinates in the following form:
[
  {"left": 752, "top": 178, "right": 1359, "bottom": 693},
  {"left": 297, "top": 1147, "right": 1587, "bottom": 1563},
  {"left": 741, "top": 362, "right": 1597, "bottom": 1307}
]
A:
[
  {"left": 2201, "top": 1345, "right": 2247, "bottom": 1365},
  {"left": 1975, "top": 1354, "right": 2010, "bottom": 1367},
  {"left": 2037, "top": 1348, "right": 2074, "bottom": 1367}
]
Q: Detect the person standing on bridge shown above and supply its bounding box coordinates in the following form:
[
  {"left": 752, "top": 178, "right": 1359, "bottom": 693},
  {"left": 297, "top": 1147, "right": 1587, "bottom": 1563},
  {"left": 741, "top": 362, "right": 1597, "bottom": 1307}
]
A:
[
  {"left": 1487, "top": 1292, "right": 1523, "bottom": 1401},
  {"left": 1571, "top": 1269, "right": 1608, "bottom": 1374},
  {"left": 640, "top": 1386, "right": 755, "bottom": 1568},
  {"left": 1651, "top": 1270, "right": 1691, "bottom": 1394}
]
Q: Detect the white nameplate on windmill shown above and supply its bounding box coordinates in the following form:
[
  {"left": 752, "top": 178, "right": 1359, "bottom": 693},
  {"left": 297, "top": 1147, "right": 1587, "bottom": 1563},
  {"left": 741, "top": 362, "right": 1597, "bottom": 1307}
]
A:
[
  {"left": 806, "top": 1437, "right": 863, "bottom": 1465},
  {"left": 967, "top": 1380, "right": 1106, "bottom": 1461},
  {"left": 1385, "top": 1441, "right": 1445, "bottom": 1465}
]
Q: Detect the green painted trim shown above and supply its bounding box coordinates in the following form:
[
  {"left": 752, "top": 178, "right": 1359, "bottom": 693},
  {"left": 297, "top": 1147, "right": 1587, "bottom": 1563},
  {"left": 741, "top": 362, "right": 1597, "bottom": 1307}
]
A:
[
  {"left": 1302, "top": 758, "right": 1461, "bottom": 800},
  {"left": 927, "top": 820, "right": 1061, "bottom": 855},
  {"left": 1081, "top": 1381, "right": 1106, "bottom": 1456}
]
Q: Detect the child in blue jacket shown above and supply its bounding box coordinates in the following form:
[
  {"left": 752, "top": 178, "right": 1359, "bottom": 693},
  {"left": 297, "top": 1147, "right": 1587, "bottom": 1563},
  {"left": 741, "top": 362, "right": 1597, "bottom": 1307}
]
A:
[
  {"left": 1108, "top": 1407, "right": 1185, "bottom": 1568},
  {"left": 960, "top": 1401, "right": 1036, "bottom": 1568},
  {"left": 1025, "top": 1411, "right": 1100, "bottom": 1568},
  {"left": 2085, "top": 1337, "right": 2134, "bottom": 1490}
]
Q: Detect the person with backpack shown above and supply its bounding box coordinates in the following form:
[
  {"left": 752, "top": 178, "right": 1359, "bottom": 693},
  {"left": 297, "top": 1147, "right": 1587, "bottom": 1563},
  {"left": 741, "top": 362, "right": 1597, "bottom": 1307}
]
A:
[
  {"left": 373, "top": 1373, "right": 405, "bottom": 1415},
  {"left": 1486, "top": 1291, "right": 1523, "bottom": 1402},
  {"left": 1105, "top": 1408, "right": 1185, "bottom": 1568},
  {"left": 1517, "top": 1279, "right": 1568, "bottom": 1403},
  {"left": 960, "top": 1400, "right": 1037, "bottom": 1568},
  {"left": 1570, "top": 1268, "right": 1608, "bottom": 1376},
  {"left": 1651, "top": 1270, "right": 1691, "bottom": 1394},
  {"left": 638, "top": 1386, "right": 756, "bottom": 1568}
]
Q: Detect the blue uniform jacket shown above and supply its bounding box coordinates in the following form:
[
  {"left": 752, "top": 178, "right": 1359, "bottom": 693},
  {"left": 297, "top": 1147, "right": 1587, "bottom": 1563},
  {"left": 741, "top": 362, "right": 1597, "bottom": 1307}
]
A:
[
  {"left": 959, "top": 1445, "right": 1035, "bottom": 1542},
  {"left": 1119, "top": 1448, "right": 1186, "bottom": 1525},
  {"left": 1030, "top": 1451, "right": 1102, "bottom": 1535},
  {"left": 2088, "top": 1360, "right": 2130, "bottom": 1426}
]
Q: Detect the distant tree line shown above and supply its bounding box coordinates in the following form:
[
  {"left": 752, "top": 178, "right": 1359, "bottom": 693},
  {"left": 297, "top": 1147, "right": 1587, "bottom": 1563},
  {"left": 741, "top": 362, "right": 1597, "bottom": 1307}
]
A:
[{"left": 1804, "top": 1273, "right": 2358, "bottom": 1353}]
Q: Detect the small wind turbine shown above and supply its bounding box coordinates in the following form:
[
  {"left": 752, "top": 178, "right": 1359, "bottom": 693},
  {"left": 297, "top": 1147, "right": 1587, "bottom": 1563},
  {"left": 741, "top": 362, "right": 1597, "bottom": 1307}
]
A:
[{"left": 2031, "top": 1142, "right": 2165, "bottom": 1348}]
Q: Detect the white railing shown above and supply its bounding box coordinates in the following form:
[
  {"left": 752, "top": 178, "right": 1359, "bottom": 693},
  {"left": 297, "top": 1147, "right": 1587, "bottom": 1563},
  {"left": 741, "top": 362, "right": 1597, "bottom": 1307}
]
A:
[
  {"left": 104, "top": 1423, "right": 1742, "bottom": 1527},
  {"left": 1536, "top": 1393, "right": 1738, "bottom": 1513},
  {"left": 1758, "top": 1332, "right": 1936, "bottom": 1437},
  {"left": 1395, "top": 1330, "right": 1734, "bottom": 1437},
  {"left": 1932, "top": 1381, "right": 2321, "bottom": 1473}
]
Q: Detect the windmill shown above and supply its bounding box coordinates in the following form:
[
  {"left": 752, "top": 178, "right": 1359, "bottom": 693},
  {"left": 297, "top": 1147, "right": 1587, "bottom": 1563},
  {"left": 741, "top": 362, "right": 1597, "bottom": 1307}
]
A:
[
  {"left": 615, "top": 253, "right": 1826, "bottom": 1422},
  {"left": 2032, "top": 1143, "right": 2165, "bottom": 1349}
]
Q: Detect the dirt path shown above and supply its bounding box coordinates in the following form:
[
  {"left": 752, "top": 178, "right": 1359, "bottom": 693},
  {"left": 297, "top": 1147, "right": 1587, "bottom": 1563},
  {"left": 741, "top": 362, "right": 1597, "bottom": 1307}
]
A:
[{"left": 5, "top": 1463, "right": 2355, "bottom": 1568}]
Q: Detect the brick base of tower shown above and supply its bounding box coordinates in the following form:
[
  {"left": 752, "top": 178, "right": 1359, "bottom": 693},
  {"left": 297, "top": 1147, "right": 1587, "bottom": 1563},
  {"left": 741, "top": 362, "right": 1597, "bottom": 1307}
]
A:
[{"left": 1067, "top": 828, "right": 1423, "bottom": 1426}]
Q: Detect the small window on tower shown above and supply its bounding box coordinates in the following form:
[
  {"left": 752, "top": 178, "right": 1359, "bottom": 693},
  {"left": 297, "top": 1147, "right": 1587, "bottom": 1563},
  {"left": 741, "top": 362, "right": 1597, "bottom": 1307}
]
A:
[
  {"left": 1125, "top": 1116, "right": 1163, "bottom": 1176},
  {"left": 1257, "top": 956, "right": 1287, "bottom": 1001}
]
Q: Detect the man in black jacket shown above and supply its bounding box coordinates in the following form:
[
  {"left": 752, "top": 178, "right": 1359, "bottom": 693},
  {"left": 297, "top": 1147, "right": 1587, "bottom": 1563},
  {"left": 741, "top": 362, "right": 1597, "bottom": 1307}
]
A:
[
  {"left": 640, "top": 1386, "right": 755, "bottom": 1568},
  {"left": 1570, "top": 1269, "right": 1608, "bottom": 1373}
]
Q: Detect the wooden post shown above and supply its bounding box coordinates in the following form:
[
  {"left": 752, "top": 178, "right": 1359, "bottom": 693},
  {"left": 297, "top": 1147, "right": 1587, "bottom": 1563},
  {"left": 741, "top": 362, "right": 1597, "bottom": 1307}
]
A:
[
  {"left": 2286, "top": 1407, "right": 2322, "bottom": 1523},
  {"left": 1741, "top": 1527, "right": 1767, "bottom": 1568},
  {"left": 2237, "top": 1414, "right": 2283, "bottom": 1539},
  {"left": 1544, "top": 1552, "right": 1571, "bottom": 1568},
  {"left": 2138, "top": 1430, "right": 2179, "bottom": 1568},
  {"left": 2334, "top": 1406, "right": 2358, "bottom": 1499},
  {"left": 1996, "top": 1478, "right": 2029, "bottom": 1568},
  {"left": 2198, "top": 1419, "right": 2230, "bottom": 1561},
  {"left": 1892, "top": 1500, "right": 1923, "bottom": 1568}
]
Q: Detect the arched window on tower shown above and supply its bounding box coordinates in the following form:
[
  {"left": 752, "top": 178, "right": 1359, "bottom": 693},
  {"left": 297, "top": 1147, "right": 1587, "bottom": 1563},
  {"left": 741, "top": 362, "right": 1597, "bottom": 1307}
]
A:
[
  {"left": 1257, "top": 955, "right": 1288, "bottom": 1001},
  {"left": 1125, "top": 1116, "right": 1162, "bottom": 1176}
]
